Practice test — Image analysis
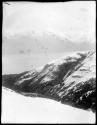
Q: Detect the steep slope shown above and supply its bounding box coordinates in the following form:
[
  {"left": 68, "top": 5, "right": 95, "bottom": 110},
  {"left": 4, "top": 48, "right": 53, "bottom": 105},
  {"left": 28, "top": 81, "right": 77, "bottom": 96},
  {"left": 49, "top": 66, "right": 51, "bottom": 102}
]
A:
[
  {"left": 2, "top": 88, "right": 95, "bottom": 123},
  {"left": 2, "top": 51, "right": 96, "bottom": 112}
]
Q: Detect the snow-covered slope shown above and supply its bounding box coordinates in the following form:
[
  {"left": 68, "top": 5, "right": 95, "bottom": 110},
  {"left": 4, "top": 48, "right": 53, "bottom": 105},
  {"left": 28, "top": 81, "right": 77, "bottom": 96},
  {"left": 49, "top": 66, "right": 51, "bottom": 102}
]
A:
[
  {"left": 1, "top": 88, "right": 95, "bottom": 123},
  {"left": 2, "top": 51, "right": 96, "bottom": 112}
]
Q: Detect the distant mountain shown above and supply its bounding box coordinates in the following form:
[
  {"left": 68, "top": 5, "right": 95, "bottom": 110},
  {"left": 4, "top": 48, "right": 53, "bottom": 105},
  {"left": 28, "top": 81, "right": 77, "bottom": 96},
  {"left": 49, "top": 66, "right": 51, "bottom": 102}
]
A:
[
  {"left": 3, "top": 31, "right": 95, "bottom": 55},
  {"left": 2, "top": 51, "right": 96, "bottom": 112}
]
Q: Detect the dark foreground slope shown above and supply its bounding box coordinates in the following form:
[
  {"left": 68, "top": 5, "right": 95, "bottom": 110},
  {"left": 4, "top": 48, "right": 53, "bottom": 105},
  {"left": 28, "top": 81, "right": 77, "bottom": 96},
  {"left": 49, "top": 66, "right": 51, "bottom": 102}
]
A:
[{"left": 2, "top": 51, "right": 96, "bottom": 112}]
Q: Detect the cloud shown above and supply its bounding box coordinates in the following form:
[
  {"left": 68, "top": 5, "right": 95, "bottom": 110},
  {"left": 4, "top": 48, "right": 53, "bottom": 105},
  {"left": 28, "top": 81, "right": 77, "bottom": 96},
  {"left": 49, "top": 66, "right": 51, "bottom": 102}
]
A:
[
  {"left": 3, "top": 1, "right": 96, "bottom": 43},
  {"left": 2, "top": 32, "right": 95, "bottom": 56}
]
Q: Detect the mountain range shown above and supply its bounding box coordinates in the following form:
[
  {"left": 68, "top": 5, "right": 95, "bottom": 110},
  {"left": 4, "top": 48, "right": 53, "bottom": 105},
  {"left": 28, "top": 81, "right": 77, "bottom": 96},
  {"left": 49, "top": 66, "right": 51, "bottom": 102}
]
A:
[
  {"left": 3, "top": 31, "right": 95, "bottom": 55},
  {"left": 2, "top": 50, "right": 96, "bottom": 112}
]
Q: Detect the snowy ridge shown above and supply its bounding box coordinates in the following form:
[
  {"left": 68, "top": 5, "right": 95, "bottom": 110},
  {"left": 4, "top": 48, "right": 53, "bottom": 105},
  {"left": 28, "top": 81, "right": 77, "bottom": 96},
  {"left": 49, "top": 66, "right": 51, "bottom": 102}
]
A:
[
  {"left": 63, "top": 51, "right": 96, "bottom": 86},
  {"left": 14, "top": 69, "right": 38, "bottom": 85},
  {"left": 2, "top": 50, "right": 96, "bottom": 112}
]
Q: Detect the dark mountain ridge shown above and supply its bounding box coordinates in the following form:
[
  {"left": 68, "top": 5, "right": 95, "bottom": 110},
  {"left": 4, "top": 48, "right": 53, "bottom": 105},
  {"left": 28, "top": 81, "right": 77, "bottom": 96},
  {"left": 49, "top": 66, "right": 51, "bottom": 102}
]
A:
[{"left": 2, "top": 51, "right": 96, "bottom": 112}]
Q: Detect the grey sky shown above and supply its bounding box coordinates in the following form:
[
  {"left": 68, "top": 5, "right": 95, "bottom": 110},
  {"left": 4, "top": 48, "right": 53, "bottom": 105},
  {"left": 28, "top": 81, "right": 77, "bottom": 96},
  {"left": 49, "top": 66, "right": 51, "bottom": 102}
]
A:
[
  {"left": 2, "top": 1, "right": 96, "bottom": 73},
  {"left": 3, "top": 1, "right": 95, "bottom": 42}
]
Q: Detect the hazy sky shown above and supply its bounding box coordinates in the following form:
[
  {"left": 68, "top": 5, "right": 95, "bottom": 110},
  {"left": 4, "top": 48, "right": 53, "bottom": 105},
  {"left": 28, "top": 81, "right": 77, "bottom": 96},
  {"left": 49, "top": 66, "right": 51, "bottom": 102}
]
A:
[
  {"left": 2, "top": 1, "right": 96, "bottom": 73},
  {"left": 3, "top": 1, "right": 96, "bottom": 42}
]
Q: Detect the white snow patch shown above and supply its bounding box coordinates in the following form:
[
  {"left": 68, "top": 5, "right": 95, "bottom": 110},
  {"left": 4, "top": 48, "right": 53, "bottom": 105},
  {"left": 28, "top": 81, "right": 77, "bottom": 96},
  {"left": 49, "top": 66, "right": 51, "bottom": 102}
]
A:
[
  {"left": 21, "top": 70, "right": 37, "bottom": 78},
  {"left": 40, "top": 76, "right": 52, "bottom": 83},
  {"left": 1, "top": 88, "right": 95, "bottom": 124},
  {"left": 63, "top": 52, "right": 96, "bottom": 86},
  {"left": 47, "top": 52, "right": 81, "bottom": 66},
  {"left": 15, "top": 77, "right": 32, "bottom": 85}
]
